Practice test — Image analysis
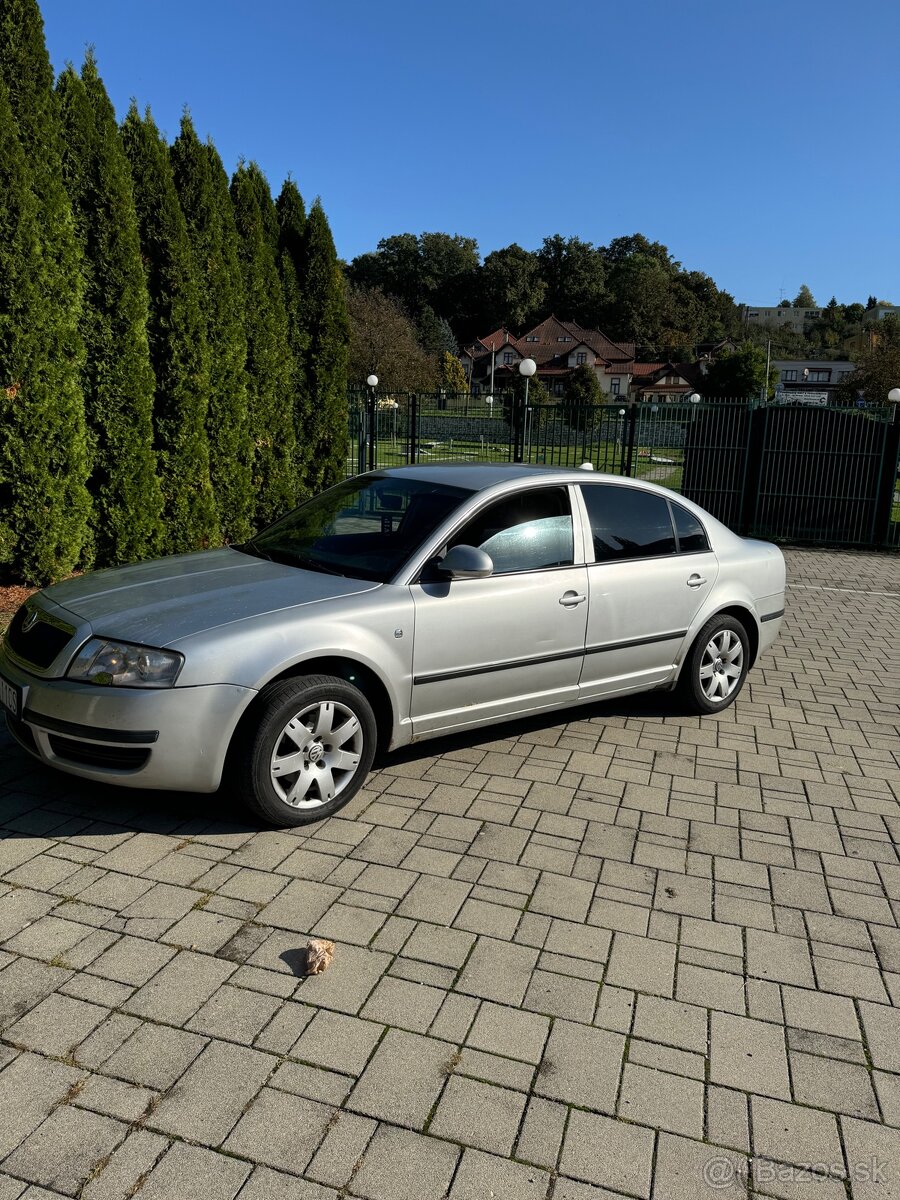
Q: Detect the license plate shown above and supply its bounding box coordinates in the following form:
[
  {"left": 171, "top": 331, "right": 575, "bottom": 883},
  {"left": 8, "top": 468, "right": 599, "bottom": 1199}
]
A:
[{"left": 0, "top": 672, "right": 21, "bottom": 720}]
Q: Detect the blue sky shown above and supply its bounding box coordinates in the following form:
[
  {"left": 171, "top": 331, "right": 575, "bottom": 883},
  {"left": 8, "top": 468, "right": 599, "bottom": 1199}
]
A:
[{"left": 41, "top": 0, "right": 899, "bottom": 307}]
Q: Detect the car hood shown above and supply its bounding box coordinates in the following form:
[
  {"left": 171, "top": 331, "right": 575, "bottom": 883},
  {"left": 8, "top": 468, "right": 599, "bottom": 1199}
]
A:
[{"left": 41, "top": 548, "right": 381, "bottom": 646}]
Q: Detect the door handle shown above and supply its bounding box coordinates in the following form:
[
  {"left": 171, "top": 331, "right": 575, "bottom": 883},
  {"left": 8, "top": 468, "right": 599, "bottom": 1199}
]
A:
[
  {"left": 686, "top": 574, "right": 707, "bottom": 588},
  {"left": 559, "top": 591, "right": 587, "bottom": 607}
]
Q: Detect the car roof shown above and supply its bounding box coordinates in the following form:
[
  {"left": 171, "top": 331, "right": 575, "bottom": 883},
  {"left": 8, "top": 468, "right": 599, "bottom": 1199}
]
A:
[{"left": 378, "top": 462, "right": 612, "bottom": 490}]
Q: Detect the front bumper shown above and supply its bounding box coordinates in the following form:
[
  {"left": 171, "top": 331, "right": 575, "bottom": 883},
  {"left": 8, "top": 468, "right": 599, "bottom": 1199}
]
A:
[{"left": 0, "top": 648, "right": 255, "bottom": 793}]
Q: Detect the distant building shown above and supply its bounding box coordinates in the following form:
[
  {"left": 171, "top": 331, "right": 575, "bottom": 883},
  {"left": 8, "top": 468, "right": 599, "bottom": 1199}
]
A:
[
  {"left": 462, "top": 316, "right": 635, "bottom": 398},
  {"left": 862, "top": 304, "right": 900, "bottom": 324},
  {"left": 742, "top": 305, "right": 822, "bottom": 332},
  {"left": 628, "top": 361, "right": 706, "bottom": 402},
  {"left": 773, "top": 359, "right": 855, "bottom": 401}
]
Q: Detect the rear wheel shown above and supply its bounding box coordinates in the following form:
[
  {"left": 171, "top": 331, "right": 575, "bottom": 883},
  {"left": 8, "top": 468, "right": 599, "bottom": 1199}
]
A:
[
  {"left": 677, "top": 615, "right": 749, "bottom": 715},
  {"left": 238, "top": 674, "right": 376, "bottom": 827}
]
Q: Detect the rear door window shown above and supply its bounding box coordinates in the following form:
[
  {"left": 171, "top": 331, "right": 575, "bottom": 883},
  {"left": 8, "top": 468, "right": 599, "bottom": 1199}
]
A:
[{"left": 580, "top": 484, "right": 676, "bottom": 562}]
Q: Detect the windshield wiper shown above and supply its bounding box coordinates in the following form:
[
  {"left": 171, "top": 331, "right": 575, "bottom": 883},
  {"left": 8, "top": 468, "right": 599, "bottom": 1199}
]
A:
[
  {"left": 292, "top": 554, "right": 347, "bottom": 577},
  {"left": 236, "top": 539, "right": 272, "bottom": 562}
]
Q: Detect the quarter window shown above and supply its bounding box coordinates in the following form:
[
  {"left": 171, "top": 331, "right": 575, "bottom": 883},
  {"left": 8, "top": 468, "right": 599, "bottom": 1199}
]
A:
[
  {"left": 449, "top": 487, "right": 574, "bottom": 575},
  {"left": 580, "top": 484, "right": 676, "bottom": 561},
  {"left": 671, "top": 502, "right": 710, "bottom": 553}
]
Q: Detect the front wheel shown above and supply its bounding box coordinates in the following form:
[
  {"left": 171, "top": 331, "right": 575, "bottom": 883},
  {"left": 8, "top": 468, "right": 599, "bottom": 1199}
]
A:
[
  {"left": 677, "top": 615, "right": 750, "bottom": 715},
  {"left": 238, "top": 674, "right": 377, "bottom": 827}
]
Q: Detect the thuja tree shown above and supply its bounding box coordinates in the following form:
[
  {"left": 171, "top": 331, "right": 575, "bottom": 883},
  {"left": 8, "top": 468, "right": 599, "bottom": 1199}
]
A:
[
  {"left": 171, "top": 115, "right": 253, "bottom": 543},
  {"left": 275, "top": 179, "right": 313, "bottom": 494},
  {"left": 121, "top": 104, "right": 218, "bottom": 552},
  {"left": 0, "top": 0, "right": 91, "bottom": 582},
  {"left": 57, "top": 55, "right": 163, "bottom": 565},
  {"left": 231, "top": 162, "right": 297, "bottom": 526},
  {"left": 297, "top": 199, "right": 349, "bottom": 490}
]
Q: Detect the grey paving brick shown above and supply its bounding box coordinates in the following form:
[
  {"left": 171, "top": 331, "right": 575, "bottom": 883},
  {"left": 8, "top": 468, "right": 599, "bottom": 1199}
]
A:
[
  {"left": 80, "top": 1129, "right": 168, "bottom": 1200},
  {"left": 236, "top": 1167, "right": 337, "bottom": 1200},
  {"left": 351, "top": 1124, "right": 459, "bottom": 1200},
  {"left": 186, "top": 984, "right": 281, "bottom": 1043},
  {"left": 360, "top": 975, "right": 444, "bottom": 1033},
  {"left": 653, "top": 1132, "right": 746, "bottom": 1199},
  {"left": 101, "top": 1021, "right": 207, "bottom": 1090},
  {"left": 223, "top": 1089, "right": 334, "bottom": 1174},
  {"left": 466, "top": 1001, "right": 549, "bottom": 1064},
  {"left": 85, "top": 936, "right": 175, "bottom": 987},
  {"left": 128, "top": 1143, "right": 251, "bottom": 1200},
  {"left": 751, "top": 1095, "right": 842, "bottom": 1168},
  {"left": 256, "top": 879, "right": 342, "bottom": 932},
  {"left": 605, "top": 931, "right": 676, "bottom": 997},
  {"left": 709, "top": 1011, "right": 790, "bottom": 1100},
  {"left": 121, "top": 949, "right": 235, "bottom": 1024},
  {"left": 0, "top": 957, "right": 71, "bottom": 1028},
  {"left": 347, "top": 1028, "right": 453, "bottom": 1128},
  {"left": 3, "top": 1105, "right": 127, "bottom": 1197},
  {"left": 859, "top": 1001, "right": 900, "bottom": 1072},
  {"left": 0, "top": 1052, "right": 84, "bottom": 1159},
  {"left": 430, "top": 1075, "right": 526, "bottom": 1155},
  {"left": 296, "top": 942, "right": 390, "bottom": 1014},
  {"left": 6, "top": 993, "right": 106, "bottom": 1058},
  {"left": 456, "top": 936, "right": 538, "bottom": 1005},
  {"left": 560, "top": 1110, "right": 655, "bottom": 1197},
  {"left": 534, "top": 1019, "right": 624, "bottom": 1112},
  {"left": 618, "top": 1062, "right": 704, "bottom": 1138},
  {"left": 449, "top": 1148, "right": 550, "bottom": 1200},
  {"left": 149, "top": 1040, "right": 276, "bottom": 1146}
]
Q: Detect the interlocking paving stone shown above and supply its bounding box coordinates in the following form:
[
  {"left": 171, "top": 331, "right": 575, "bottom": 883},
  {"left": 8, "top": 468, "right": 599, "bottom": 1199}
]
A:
[
  {"left": 135, "top": 1143, "right": 251, "bottom": 1200},
  {"left": 222, "top": 1089, "right": 334, "bottom": 1174},
  {"left": 346, "top": 1028, "right": 452, "bottom": 1127},
  {"left": 3, "top": 1105, "right": 127, "bottom": 1197},
  {"left": 149, "top": 1040, "right": 276, "bottom": 1145},
  {"left": 2, "top": 551, "right": 900, "bottom": 1196}
]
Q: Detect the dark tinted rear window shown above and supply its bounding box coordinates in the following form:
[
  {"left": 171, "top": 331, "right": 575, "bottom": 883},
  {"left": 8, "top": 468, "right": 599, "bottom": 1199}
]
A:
[
  {"left": 672, "top": 503, "right": 710, "bottom": 553},
  {"left": 581, "top": 484, "right": 676, "bottom": 561}
]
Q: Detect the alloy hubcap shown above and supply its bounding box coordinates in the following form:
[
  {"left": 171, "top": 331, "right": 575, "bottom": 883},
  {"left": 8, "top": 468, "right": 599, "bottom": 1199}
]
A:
[
  {"left": 698, "top": 630, "right": 744, "bottom": 703},
  {"left": 270, "top": 700, "right": 363, "bottom": 808}
]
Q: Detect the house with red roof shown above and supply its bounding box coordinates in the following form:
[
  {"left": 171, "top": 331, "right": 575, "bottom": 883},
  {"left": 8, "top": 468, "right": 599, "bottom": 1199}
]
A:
[{"left": 461, "top": 316, "right": 636, "bottom": 398}]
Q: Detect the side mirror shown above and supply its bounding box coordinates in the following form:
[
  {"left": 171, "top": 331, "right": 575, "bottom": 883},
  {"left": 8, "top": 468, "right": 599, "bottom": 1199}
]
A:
[{"left": 439, "top": 544, "right": 494, "bottom": 580}]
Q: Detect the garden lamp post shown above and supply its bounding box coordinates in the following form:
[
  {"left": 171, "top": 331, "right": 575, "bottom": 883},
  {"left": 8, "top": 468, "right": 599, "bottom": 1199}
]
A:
[
  {"left": 514, "top": 358, "right": 537, "bottom": 463},
  {"left": 889, "top": 387, "right": 900, "bottom": 423},
  {"left": 364, "top": 375, "right": 378, "bottom": 472}
]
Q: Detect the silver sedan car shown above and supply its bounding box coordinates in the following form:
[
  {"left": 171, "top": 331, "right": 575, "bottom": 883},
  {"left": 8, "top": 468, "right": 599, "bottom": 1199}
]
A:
[{"left": 1, "top": 465, "right": 785, "bottom": 826}]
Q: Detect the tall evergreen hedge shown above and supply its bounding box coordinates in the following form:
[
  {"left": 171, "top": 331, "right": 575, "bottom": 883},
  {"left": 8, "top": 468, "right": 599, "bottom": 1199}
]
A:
[
  {"left": 171, "top": 115, "right": 253, "bottom": 544},
  {"left": 121, "top": 104, "right": 218, "bottom": 554},
  {"left": 0, "top": 0, "right": 91, "bottom": 582},
  {"left": 276, "top": 179, "right": 313, "bottom": 494},
  {"left": 231, "top": 163, "right": 297, "bottom": 527},
  {"left": 56, "top": 56, "right": 163, "bottom": 565},
  {"left": 298, "top": 200, "right": 350, "bottom": 491}
]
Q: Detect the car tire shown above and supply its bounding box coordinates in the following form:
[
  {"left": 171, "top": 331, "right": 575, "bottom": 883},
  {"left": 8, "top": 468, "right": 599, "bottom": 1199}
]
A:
[
  {"left": 237, "top": 675, "right": 377, "bottom": 828},
  {"left": 677, "top": 615, "right": 750, "bottom": 715}
]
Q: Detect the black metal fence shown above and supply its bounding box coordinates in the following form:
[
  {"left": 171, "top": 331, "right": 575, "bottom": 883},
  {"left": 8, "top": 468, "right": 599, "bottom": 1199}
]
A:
[{"left": 347, "top": 390, "right": 900, "bottom": 549}]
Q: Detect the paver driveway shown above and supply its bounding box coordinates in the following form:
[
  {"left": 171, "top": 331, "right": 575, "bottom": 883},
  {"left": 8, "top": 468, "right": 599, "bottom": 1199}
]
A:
[{"left": 0, "top": 547, "right": 898, "bottom": 1200}]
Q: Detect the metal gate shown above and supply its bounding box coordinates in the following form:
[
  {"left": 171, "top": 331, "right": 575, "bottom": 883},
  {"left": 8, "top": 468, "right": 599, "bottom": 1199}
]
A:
[{"left": 347, "top": 390, "right": 900, "bottom": 549}]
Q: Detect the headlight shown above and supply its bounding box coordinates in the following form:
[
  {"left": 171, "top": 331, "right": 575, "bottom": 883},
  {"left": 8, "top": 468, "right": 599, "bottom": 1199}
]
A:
[{"left": 67, "top": 638, "right": 183, "bottom": 688}]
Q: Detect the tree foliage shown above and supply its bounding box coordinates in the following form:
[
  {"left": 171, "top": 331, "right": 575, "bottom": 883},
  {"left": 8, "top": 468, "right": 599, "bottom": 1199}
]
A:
[
  {"left": 703, "top": 343, "right": 773, "bottom": 399},
  {"left": 347, "top": 285, "right": 438, "bottom": 392},
  {"left": 836, "top": 317, "right": 900, "bottom": 406},
  {"left": 297, "top": 199, "right": 350, "bottom": 490},
  {"left": 231, "top": 163, "right": 298, "bottom": 525},
  {"left": 793, "top": 284, "right": 816, "bottom": 308},
  {"left": 121, "top": 104, "right": 218, "bottom": 553},
  {"left": 171, "top": 115, "right": 253, "bottom": 543},
  {"left": 0, "top": 0, "right": 92, "bottom": 582},
  {"left": 275, "top": 178, "right": 313, "bottom": 494},
  {"left": 57, "top": 55, "right": 163, "bottom": 566}
]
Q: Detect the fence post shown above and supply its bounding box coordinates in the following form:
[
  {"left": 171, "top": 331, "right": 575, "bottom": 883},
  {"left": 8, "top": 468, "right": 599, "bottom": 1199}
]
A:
[
  {"left": 622, "top": 404, "right": 638, "bottom": 476},
  {"left": 408, "top": 393, "right": 418, "bottom": 464}
]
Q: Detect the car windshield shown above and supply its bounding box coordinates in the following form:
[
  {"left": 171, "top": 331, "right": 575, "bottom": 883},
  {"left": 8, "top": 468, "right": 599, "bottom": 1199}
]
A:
[{"left": 237, "top": 476, "right": 473, "bottom": 582}]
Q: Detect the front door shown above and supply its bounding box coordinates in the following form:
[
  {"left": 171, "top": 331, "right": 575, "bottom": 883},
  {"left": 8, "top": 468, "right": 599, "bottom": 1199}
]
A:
[{"left": 410, "top": 485, "right": 589, "bottom": 736}]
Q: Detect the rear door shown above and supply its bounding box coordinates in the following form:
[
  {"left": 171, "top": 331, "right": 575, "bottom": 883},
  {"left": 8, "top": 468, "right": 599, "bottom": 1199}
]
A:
[
  {"left": 576, "top": 483, "right": 718, "bottom": 698},
  {"left": 410, "top": 485, "right": 589, "bottom": 736}
]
